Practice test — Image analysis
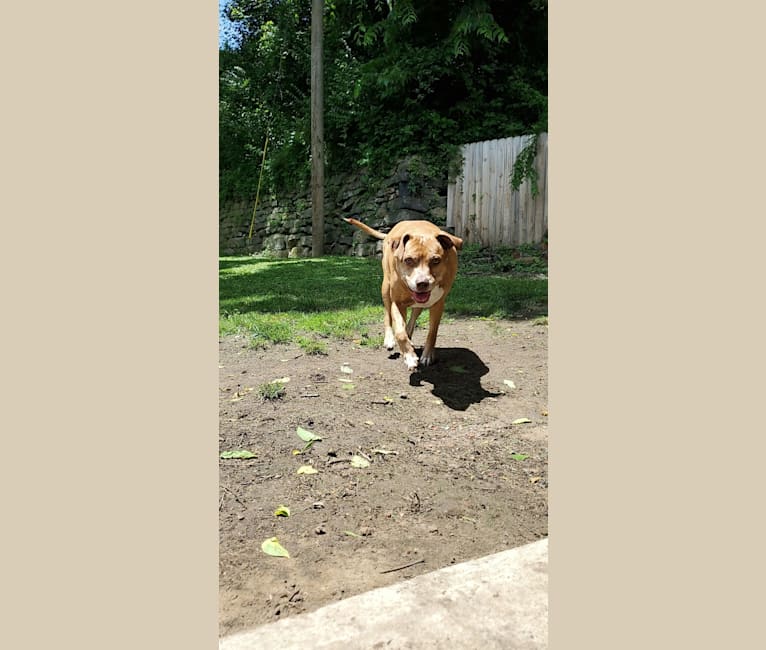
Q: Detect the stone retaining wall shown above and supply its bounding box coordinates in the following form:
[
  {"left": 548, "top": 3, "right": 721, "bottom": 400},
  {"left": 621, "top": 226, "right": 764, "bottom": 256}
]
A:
[{"left": 219, "top": 160, "right": 448, "bottom": 258}]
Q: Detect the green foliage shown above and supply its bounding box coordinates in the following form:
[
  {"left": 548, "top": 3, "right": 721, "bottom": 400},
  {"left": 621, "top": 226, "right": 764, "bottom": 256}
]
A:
[
  {"left": 219, "top": 0, "right": 313, "bottom": 200},
  {"left": 259, "top": 380, "right": 287, "bottom": 400},
  {"left": 510, "top": 134, "right": 540, "bottom": 195},
  {"left": 459, "top": 242, "right": 548, "bottom": 277},
  {"left": 220, "top": 0, "right": 547, "bottom": 202}
]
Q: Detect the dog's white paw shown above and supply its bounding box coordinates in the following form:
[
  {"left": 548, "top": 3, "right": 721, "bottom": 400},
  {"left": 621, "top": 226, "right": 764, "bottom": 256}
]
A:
[
  {"left": 404, "top": 351, "right": 419, "bottom": 371},
  {"left": 383, "top": 328, "right": 395, "bottom": 350}
]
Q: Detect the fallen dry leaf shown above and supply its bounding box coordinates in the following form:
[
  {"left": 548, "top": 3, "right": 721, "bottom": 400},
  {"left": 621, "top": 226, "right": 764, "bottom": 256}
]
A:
[
  {"left": 350, "top": 455, "right": 370, "bottom": 468},
  {"left": 230, "top": 387, "right": 254, "bottom": 402}
]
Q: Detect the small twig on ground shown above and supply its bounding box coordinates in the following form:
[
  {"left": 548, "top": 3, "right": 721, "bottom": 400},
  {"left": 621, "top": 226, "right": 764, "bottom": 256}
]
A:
[
  {"left": 327, "top": 458, "right": 351, "bottom": 465},
  {"left": 221, "top": 485, "right": 246, "bottom": 509},
  {"left": 300, "top": 393, "right": 321, "bottom": 398},
  {"left": 380, "top": 559, "right": 425, "bottom": 574}
]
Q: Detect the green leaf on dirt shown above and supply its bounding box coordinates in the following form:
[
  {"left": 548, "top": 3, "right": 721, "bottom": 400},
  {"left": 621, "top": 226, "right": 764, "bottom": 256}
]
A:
[
  {"left": 350, "top": 455, "right": 370, "bottom": 468},
  {"left": 274, "top": 506, "right": 290, "bottom": 517},
  {"left": 511, "top": 453, "right": 529, "bottom": 461},
  {"left": 220, "top": 450, "right": 257, "bottom": 459},
  {"left": 299, "top": 436, "right": 324, "bottom": 454},
  {"left": 341, "top": 383, "right": 355, "bottom": 391},
  {"left": 297, "top": 465, "right": 318, "bottom": 475},
  {"left": 343, "top": 531, "right": 361, "bottom": 537},
  {"left": 512, "top": 418, "right": 532, "bottom": 425},
  {"left": 297, "top": 426, "right": 323, "bottom": 442},
  {"left": 261, "top": 537, "right": 290, "bottom": 558}
]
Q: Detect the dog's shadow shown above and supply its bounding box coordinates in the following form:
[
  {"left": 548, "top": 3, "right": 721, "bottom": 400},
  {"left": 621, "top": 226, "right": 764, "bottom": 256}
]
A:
[{"left": 406, "top": 348, "right": 501, "bottom": 411}]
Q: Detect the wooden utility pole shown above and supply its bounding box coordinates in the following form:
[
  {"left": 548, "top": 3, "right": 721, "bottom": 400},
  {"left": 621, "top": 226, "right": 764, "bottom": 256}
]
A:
[{"left": 310, "top": 0, "right": 324, "bottom": 256}]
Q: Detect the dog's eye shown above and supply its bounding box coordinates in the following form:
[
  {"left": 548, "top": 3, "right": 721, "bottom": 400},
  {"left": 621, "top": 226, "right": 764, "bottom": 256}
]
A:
[
  {"left": 431, "top": 257, "right": 441, "bottom": 266},
  {"left": 404, "top": 257, "right": 416, "bottom": 266}
]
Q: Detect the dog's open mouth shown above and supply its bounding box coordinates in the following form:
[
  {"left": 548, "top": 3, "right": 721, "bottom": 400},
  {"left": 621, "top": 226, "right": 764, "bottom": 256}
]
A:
[{"left": 412, "top": 291, "right": 431, "bottom": 303}]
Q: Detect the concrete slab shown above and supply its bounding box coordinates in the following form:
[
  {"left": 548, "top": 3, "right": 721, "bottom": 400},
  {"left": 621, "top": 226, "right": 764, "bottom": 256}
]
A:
[{"left": 220, "top": 538, "right": 548, "bottom": 650}]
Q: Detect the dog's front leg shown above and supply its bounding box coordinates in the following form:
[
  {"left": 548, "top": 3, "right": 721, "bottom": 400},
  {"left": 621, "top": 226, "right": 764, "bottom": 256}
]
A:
[
  {"left": 420, "top": 299, "right": 445, "bottom": 367},
  {"left": 392, "top": 302, "right": 418, "bottom": 371},
  {"left": 382, "top": 284, "right": 396, "bottom": 351}
]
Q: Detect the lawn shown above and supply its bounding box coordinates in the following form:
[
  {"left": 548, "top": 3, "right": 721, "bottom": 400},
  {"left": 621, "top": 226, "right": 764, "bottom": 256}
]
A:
[{"left": 219, "top": 252, "right": 547, "bottom": 352}]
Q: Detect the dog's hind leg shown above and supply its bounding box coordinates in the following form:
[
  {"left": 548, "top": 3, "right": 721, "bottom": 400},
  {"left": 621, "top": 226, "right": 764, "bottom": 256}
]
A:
[
  {"left": 406, "top": 307, "right": 422, "bottom": 339},
  {"left": 419, "top": 299, "right": 445, "bottom": 367}
]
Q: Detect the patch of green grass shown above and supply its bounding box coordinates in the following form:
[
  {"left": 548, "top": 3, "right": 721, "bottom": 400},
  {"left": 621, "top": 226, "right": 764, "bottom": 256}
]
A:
[
  {"left": 296, "top": 336, "right": 329, "bottom": 355},
  {"left": 247, "top": 318, "right": 293, "bottom": 348},
  {"left": 220, "top": 256, "right": 386, "bottom": 343},
  {"left": 449, "top": 274, "right": 547, "bottom": 319},
  {"left": 219, "top": 254, "right": 547, "bottom": 346},
  {"left": 359, "top": 333, "right": 385, "bottom": 348},
  {"left": 259, "top": 380, "right": 286, "bottom": 400},
  {"left": 220, "top": 256, "right": 383, "bottom": 315}
]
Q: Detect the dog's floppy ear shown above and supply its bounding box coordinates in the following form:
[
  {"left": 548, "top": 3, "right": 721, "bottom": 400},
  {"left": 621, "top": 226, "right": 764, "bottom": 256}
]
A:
[
  {"left": 392, "top": 233, "right": 410, "bottom": 259},
  {"left": 436, "top": 232, "right": 463, "bottom": 252}
]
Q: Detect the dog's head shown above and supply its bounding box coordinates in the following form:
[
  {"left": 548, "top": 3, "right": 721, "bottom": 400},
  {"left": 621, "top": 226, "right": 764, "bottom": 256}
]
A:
[{"left": 390, "top": 229, "right": 463, "bottom": 304}]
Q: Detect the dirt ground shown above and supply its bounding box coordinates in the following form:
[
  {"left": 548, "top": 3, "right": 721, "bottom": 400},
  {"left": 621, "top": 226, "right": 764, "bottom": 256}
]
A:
[{"left": 219, "top": 317, "right": 548, "bottom": 636}]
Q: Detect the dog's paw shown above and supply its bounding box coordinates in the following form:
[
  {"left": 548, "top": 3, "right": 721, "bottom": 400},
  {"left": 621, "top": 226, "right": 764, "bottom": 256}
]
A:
[
  {"left": 383, "top": 328, "right": 396, "bottom": 350},
  {"left": 419, "top": 347, "right": 436, "bottom": 367},
  {"left": 404, "top": 351, "right": 419, "bottom": 372}
]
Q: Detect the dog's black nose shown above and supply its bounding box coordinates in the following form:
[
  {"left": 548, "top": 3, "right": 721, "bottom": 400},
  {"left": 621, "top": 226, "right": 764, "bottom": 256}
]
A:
[{"left": 416, "top": 281, "right": 430, "bottom": 291}]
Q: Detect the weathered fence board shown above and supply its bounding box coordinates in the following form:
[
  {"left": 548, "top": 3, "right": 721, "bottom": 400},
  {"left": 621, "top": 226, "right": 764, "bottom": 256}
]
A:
[{"left": 447, "top": 133, "right": 548, "bottom": 247}]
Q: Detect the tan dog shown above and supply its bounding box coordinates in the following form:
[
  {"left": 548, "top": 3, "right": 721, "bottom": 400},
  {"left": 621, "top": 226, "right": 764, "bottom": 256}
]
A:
[{"left": 344, "top": 217, "right": 463, "bottom": 371}]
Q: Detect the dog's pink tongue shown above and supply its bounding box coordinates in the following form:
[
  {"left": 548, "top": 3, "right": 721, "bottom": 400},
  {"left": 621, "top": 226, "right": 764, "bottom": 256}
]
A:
[{"left": 413, "top": 291, "right": 431, "bottom": 303}]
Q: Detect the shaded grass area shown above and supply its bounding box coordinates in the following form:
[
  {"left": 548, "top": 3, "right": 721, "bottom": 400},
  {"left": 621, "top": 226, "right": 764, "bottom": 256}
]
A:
[{"left": 219, "top": 254, "right": 547, "bottom": 348}]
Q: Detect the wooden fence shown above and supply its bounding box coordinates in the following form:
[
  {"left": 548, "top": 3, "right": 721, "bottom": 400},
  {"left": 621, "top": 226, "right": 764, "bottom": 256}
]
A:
[{"left": 447, "top": 133, "right": 548, "bottom": 247}]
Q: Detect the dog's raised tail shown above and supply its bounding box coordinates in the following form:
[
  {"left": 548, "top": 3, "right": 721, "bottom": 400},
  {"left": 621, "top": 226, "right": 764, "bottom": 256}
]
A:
[{"left": 343, "top": 217, "right": 387, "bottom": 240}]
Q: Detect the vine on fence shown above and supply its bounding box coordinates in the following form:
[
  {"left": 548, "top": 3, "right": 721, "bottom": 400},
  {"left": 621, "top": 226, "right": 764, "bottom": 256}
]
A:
[{"left": 510, "top": 134, "right": 540, "bottom": 197}]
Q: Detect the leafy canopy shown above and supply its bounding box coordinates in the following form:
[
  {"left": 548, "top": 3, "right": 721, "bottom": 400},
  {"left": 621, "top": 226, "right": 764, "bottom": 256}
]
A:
[{"left": 220, "top": 0, "right": 547, "bottom": 201}]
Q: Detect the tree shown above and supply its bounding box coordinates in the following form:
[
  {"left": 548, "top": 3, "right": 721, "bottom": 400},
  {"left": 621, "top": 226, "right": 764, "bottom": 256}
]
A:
[{"left": 219, "top": 0, "right": 547, "bottom": 201}]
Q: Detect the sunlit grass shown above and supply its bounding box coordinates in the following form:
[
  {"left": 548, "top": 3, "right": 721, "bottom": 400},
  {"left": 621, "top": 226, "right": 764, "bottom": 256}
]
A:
[{"left": 219, "top": 254, "right": 547, "bottom": 347}]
